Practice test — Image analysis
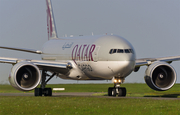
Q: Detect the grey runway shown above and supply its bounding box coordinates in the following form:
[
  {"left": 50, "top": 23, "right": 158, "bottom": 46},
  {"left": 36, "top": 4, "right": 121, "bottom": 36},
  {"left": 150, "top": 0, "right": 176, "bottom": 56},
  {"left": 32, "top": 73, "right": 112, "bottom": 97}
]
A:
[
  {"left": 0, "top": 92, "right": 96, "bottom": 97},
  {"left": 0, "top": 92, "right": 180, "bottom": 100}
]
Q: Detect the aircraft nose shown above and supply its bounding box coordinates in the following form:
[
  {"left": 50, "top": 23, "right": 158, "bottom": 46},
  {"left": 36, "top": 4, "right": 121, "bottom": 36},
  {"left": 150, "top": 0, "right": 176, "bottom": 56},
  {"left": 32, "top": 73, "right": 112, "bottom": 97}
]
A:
[
  {"left": 120, "top": 53, "right": 136, "bottom": 61},
  {"left": 121, "top": 60, "right": 135, "bottom": 77},
  {"left": 119, "top": 53, "right": 136, "bottom": 75},
  {"left": 110, "top": 60, "right": 135, "bottom": 78}
]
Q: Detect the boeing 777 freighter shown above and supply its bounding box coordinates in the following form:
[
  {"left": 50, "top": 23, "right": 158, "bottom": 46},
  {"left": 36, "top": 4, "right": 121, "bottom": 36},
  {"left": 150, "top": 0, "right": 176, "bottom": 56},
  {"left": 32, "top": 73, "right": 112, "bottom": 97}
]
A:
[{"left": 0, "top": 0, "right": 180, "bottom": 96}]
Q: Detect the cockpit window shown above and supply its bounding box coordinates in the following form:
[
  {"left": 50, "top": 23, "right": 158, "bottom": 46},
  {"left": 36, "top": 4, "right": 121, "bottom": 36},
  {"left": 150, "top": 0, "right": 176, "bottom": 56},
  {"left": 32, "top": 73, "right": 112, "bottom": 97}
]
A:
[
  {"left": 109, "top": 49, "right": 134, "bottom": 54},
  {"left": 117, "top": 49, "right": 124, "bottom": 53},
  {"left": 113, "top": 49, "right": 117, "bottom": 53},
  {"left": 109, "top": 49, "right": 113, "bottom": 54},
  {"left": 125, "top": 49, "right": 130, "bottom": 53},
  {"left": 129, "top": 49, "right": 134, "bottom": 53}
]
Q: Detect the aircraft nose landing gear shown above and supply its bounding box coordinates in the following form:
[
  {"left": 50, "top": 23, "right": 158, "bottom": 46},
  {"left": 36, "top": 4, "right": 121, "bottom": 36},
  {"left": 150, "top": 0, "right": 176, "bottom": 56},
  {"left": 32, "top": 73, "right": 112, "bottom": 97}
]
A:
[
  {"left": 108, "top": 78, "right": 126, "bottom": 97},
  {"left": 108, "top": 87, "right": 126, "bottom": 97}
]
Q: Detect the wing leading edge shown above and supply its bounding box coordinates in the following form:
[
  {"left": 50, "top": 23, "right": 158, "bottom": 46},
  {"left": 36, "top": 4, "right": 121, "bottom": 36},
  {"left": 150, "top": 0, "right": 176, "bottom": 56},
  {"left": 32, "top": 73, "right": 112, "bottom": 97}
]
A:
[
  {"left": 0, "top": 56, "right": 69, "bottom": 73},
  {"left": 0, "top": 46, "right": 42, "bottom": 54},
  {"left": 135, "top": 55, "right": 180, "bottom": 67}
]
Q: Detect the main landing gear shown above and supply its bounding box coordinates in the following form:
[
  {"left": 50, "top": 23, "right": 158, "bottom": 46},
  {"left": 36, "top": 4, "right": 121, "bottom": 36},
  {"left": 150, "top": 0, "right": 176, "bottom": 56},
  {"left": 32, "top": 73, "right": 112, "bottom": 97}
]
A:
[
  {"left": 34, "top": 70, "right": 56, "bottom": 96},
  {"left": 108, "top": 78, "right": 126, "bottom": 97}
]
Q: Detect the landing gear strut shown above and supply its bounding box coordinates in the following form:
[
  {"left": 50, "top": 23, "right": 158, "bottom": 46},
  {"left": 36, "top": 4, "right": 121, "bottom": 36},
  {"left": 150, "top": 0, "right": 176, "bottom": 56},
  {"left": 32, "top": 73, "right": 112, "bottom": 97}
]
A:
[
  {"left": 108, "top": 78, "right": 126, "bottom": 97},
  {"left": 34, "top": 70, "right": 56, "bottom": 96}
]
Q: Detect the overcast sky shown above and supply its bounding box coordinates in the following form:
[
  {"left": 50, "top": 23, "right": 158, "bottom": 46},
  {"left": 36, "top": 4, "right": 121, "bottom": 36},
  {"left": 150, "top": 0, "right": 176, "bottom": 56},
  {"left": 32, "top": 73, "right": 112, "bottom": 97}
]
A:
[{"left": 0, "top": 0, "right": 180, "bottom": 84}]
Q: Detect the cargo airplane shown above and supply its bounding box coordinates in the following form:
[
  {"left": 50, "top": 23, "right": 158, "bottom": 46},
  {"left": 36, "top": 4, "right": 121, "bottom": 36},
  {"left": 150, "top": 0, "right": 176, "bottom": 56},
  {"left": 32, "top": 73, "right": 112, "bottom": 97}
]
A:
[{"left": 0, "top": 0, "right": 180, "bottom": 96}]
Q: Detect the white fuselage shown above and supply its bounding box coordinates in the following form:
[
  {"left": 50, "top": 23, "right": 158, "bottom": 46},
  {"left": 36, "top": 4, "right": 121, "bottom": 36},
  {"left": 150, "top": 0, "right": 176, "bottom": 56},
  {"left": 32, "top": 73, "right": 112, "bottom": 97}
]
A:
[{"left": 41, "top": 35, "right": 136, "bottom": 80}]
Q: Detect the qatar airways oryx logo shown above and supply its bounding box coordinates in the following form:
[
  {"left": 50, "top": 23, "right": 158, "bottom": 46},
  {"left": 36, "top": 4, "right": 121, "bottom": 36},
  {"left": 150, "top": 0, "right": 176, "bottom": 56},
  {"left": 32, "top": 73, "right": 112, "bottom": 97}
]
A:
[
  {"left": 46, "top": 0, "right": 53, "bottom": 39},
  {"left": 72, "top": 44, "right": 96, "bottom": 61}
]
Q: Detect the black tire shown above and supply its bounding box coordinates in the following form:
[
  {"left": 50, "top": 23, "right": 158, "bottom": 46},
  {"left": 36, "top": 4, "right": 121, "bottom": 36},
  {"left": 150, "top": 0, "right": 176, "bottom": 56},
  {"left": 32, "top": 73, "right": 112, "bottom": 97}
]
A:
[
  {"left": 118, "top": 87, "right": 126, "bottom": 97},
  {"left": 44, "top": 88, "right": 52, "bottom": 96},
  {"left": 48, "top": 88, "right": 52, "bottom": 96},
  {"left": 34, "top": 88, "right": 42, "bottom": 96},
  {"left": 112, "top": 88, "right": 116, "bottom": 97},
  {"left": 108, "top": 87, "right": 113, "bottom": 96}
]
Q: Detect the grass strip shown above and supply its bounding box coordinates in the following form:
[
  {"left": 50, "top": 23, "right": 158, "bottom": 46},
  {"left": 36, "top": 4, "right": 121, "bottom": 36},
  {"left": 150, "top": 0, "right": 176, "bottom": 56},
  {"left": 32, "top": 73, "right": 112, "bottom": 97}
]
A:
[{"left": 0, "top": 96, "right": 180, "bottom": 115}]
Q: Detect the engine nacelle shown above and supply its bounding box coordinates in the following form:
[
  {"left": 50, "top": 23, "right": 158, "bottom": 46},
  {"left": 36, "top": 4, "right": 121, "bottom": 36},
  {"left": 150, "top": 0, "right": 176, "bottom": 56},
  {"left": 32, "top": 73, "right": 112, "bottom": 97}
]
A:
[
  {"left": 144, "top": 61, "right": 176, "bottom": 91},
  {"left": 9, "top": 61, "right": 41, "bottom": 91}
]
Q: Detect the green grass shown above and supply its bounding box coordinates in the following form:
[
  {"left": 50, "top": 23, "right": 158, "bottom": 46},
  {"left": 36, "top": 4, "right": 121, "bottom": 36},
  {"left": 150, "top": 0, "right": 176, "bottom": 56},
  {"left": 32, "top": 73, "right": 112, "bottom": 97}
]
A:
[
  {"left": 0, "top": 83, "right": 180, "bottom": 115},
  {"left": 0, "top": 96, "right": 180, "bottom": 115}
]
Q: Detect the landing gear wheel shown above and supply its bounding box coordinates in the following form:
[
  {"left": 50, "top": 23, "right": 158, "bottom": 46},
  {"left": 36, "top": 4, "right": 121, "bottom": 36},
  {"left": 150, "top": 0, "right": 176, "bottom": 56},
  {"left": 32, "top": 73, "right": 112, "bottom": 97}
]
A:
[
  {"left": 44, "top": 88, "right": 52, "bottom": 96},
  {"left": 112, "top": 88, "right": 116, "bottom": 97},
  {"left": 108, "top": 87, "right": 117, "bottom": 96},
  {"left": 118, "top": 87, "right": 126, "bottom": 97},
  {"left": 108, "top": 87, "right": 113, "bottom": 96},
  {"left": 34, "top": 71, "right": 56, "bottom": 96},
  {"left": 34, "top": 88, "right": 42, "bottom": 96},
  {"left": 34, "top": 88, "right": 52, "bottom": 96}
]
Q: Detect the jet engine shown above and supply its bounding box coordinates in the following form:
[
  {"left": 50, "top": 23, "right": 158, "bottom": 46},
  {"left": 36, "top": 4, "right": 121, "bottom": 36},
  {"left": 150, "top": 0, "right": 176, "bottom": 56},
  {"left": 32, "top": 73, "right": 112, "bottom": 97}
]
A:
[
  {"left": 9, "top": 61, "right": 41, "bottom": 91},
  {"left": 144, "top": 61, "right": 176, "bottom": 91}
]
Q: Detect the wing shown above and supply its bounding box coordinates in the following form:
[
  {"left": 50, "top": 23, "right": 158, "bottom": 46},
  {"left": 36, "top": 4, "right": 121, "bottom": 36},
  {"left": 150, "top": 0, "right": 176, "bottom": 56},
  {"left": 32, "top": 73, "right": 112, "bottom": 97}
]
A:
[
  {"left": 0, "top": 56, "right": 69, "bottom": 74},
  {"left": 135, "top": 55, "right": 180, "bottom": 67},
  {"left": 0, "top": 46, "right": 42, "bottom": 54},
  {"left": 0, "top": 47, "right": 70, "bottom": 74}
]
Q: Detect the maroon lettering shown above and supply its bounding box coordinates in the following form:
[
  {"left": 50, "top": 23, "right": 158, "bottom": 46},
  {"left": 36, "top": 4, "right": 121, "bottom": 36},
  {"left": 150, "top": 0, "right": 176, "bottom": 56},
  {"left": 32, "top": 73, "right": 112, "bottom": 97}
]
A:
[
  {"left": 81, "top": 45, "right": 87, "bottom": 61},
  {"left": 89, "top": 44, "right": 96, "bottom": 61},
  {"left": 72, "top": 45, "right": 78, "bottom": 61},
  {"left": 84, "top": 45, "right": 89, "bottom": 61},
  {"left": 72, "top": 44, "right": 96, "bottom": 62},
  {"left": 77, "top": 45, "right": 82, "bottom": 60}
]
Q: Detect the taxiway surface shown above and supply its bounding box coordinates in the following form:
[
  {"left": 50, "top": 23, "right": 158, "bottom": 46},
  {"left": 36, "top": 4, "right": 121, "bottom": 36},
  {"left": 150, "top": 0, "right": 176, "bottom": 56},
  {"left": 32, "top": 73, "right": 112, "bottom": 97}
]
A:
[{"left": 0, "top": 92, "right": 180, "bottom": 100}]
